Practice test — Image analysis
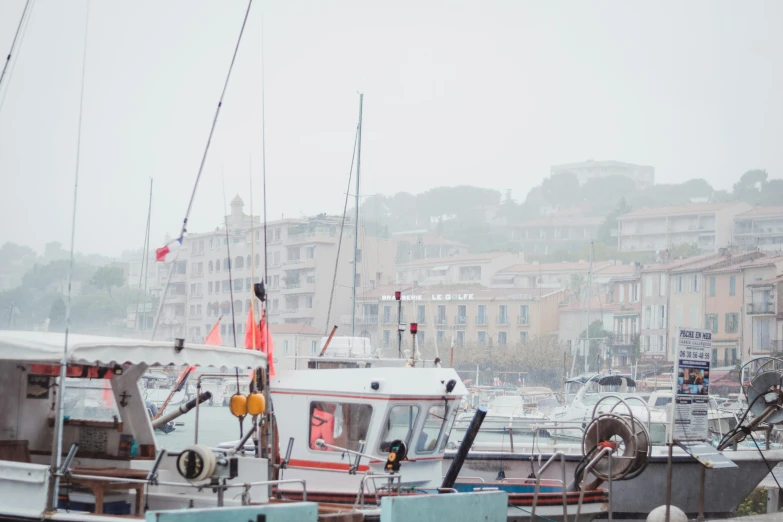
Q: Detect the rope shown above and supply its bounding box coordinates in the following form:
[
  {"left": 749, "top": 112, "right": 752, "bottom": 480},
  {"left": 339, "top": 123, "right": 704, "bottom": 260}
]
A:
[
  {"left": 324, "top": 124, "right": 359, "bottom": 334},
  {"left": 150, "top": 0, "right": 253, "bottom": 340},
  {"left": 0, "top": 0, "right": 35, "bottom": 116},
  {"left": 222, "top": 169, "right": 238, "bottom": 347}
]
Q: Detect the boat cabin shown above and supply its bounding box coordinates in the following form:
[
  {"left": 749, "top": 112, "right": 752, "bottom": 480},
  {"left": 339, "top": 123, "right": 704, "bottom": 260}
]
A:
[
  {"left": 0, "top": 331, "right": 269, "bottom": 519},
  {"left": 270, "top": 366, "right": 467, "bottom": 498}
]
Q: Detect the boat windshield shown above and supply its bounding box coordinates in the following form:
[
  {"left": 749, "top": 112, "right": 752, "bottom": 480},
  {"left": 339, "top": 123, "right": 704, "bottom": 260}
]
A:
[
  {"left": 379, "top": 405, "right": 419, "bottom": 451},
  {"left": 63, "top": 378, "right": 119, "bottom": 422},
  {"left": 416, "top": 404, "right": 448, "bottom": 453}
]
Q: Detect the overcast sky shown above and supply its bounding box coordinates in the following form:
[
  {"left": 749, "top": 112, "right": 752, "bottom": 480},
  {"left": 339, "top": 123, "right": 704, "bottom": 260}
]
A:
[{"left": 0, "top": 0, "right": 781, "bottom": 257}]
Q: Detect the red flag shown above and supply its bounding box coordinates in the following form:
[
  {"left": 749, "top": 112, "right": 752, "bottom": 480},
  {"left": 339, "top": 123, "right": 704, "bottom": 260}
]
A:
[
  {"left": 259, "top": 313, "right": 276, "bottom": 378},
  {"left": 244, "top": 307, "right": 262, "bottom": 350},
  {"left": 204, "top": 317, "right": 222, "bottom": 346}
]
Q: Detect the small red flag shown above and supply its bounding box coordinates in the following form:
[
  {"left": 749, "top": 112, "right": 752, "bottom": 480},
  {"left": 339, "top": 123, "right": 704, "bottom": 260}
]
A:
[
  {"left": 259, "top": 312, "right": 276, "bottom": 378},
  {"left": 204, "top": 317, "right": 222, "bottom": 346},
  {"left": 244, "top": 307, "right": 262, "bottom": 350}
]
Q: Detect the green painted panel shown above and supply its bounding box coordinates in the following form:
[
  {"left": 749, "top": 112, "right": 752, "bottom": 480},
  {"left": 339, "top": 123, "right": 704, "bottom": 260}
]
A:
[
  {"left": 381, "top": 492, "right": 507, "bottom": 522},
  {"left": 145, "top": 503, "right": 318, "bottom": 522}
]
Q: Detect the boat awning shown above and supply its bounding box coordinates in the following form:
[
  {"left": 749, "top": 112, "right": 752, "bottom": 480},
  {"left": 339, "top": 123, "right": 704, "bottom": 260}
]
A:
[
  {"left": 566, "top": 373, "right": 636, "bottom": 387},
  {"left": 0, "top": 331, "right": 266, "bottom": 369}
]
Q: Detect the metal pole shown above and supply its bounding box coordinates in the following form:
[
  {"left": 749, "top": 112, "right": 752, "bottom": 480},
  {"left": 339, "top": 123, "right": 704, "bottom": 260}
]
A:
[
  {"left": 698, "top": 465, "right": 705, "bottom": 522},
  {"left": 351, "top": 93, "right": 363, "bottom": 338},
  {"left": 585, "top": 241, "right": 593, "bottom": 373},
  {"left": 397, "top": 297, "right": 403, "bottom": 357},
  {"left": 665, "top": 442, "right": 673, "bottom": 522}
]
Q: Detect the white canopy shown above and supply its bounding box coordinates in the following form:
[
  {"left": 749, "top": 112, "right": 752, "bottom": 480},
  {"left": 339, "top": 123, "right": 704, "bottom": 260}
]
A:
[{"left": 0, "top": 331, "right": 267, "bottom": 369}]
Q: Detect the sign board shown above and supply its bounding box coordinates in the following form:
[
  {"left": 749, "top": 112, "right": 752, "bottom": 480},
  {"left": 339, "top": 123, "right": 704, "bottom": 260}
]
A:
[{"left": 669, "top": 327, "right": 712, "bottom": 442}]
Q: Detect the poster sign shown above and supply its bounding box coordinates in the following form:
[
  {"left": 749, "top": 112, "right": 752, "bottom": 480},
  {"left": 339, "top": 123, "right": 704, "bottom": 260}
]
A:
[{"left": 670, "top": 327, "right": 711, "bottom": 441}]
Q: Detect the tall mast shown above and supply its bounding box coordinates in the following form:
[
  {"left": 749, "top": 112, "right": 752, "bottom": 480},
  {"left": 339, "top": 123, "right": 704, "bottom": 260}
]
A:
[
  {"left": 584, "top": 241, "right": 594, "bottom": 373},
  {"left": 134, "top": 178, "right": 153, "bottom": 331},
  {"left": 0, "top": 0, "right": 33, "bottom": 91},
  {"left": 351, "top": 93, "right": 363, "bottom": 337}
]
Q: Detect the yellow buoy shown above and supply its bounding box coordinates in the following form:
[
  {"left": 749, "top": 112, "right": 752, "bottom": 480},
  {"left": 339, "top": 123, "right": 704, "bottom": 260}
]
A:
[
  {"left": 247, "top": 391, "right": 266, "bottom": 416},
  {"left": 229, "top": 393, "right": 248, "bottom": 418}
]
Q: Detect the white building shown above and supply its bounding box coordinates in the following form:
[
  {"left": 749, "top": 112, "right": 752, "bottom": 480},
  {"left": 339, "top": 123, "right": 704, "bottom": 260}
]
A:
[
  {"left": 551, "top": 160, "right": 655, "bottom": 189},
  {"left": 395, "top": 252, "right": 522, "bottom": 288},
  {"left": 617, "top": 201, "right": 752, "bottom": 253},
  {"left": 733, "top": 206, "right": 783, "bottom": 252}
]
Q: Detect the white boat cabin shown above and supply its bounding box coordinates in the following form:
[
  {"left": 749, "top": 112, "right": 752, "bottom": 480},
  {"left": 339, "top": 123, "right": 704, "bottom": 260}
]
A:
[
  {"left": 271, "top": 366, "right": 467, "bottom": 497},
  {"left": 0, "top": 331, "right": 269, "bottom": 520}
]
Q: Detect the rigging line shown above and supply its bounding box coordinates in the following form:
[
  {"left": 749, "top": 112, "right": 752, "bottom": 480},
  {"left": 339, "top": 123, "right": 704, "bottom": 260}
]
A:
[
  {"left": 0, "top": 0, "right": 35, "bottom": 116},
  {"left": 150, "top": 0, "right": 253, "bottom": 341},
  {"left": 0, "top": 0, "right": 33, "bottom": 88},
  {"left": 222, "top": 167, "right": 238, "bottom": 348},
  {"left": 260, "top": 13, "right": 269, "bottom": 349},
  {"left": 50, "top": 0, "right": 90, "bottom": 508},
  {"left": 248, "top": 152, "right": 257, "bottom": 348},
  {"left": 324, "top": 123, "right": 359, "bottom": 334},
  {"left": 134, "top": 178, "right": 153, "bottom": 330}
]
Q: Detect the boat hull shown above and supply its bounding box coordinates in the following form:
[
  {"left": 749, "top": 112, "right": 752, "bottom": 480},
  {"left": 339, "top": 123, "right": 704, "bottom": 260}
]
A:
[{"left": 444, "top": 447, "right": 783, "bottom": 519}]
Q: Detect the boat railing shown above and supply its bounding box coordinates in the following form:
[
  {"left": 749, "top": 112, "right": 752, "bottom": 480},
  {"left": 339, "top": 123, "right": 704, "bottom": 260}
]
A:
[
  {"left": 530, "top": 451, "right": 567, "bottom": 522},
  {"left": 59, "top": 471, "right": 308, "bottom": 505},
  {"left": 575, "top": 446, "right": 613, "bottom": 522},
  {"left": 355, "top": 472, "right": 402, "bottom": 509}
]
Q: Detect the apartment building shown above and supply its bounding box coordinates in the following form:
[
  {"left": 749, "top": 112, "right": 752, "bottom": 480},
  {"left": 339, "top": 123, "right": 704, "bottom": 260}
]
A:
[
  {"left": 395, "top": 252, "right": 521, "bottom": 288},
  {"left": 666, "top": 251, "right": 764, "bottom": 362},
  {"left": 558, "top": 294, "right": 613, "bottom": 357},
  {"left": 391, "top": 230, "right": 469, "bottom": 263},
  {"left": 551, "top": 160, "right": 655, "bottom": 189},
  {"left": 356, "top": 285, "right": 565, "bottom": 353},
  {"left": 508, "top": 213, "right": 604, "bottom": 254},
  {"left": 167, "top": 196, "right": 394, "bottom": 344},
  {"left": 703, "top": 263, "right": 744, "bottom": 366},
  {"left": 733, "top": 207, "right": 783, "bottom": 252},
  {"left": 617, "top": 201, "right": 752, "bottom": 253},
  {"left": 607, "top": 274, "right": 641, "bottom": 367},
  {"left": 741, "top": 255, "right": 783, "bottom": 358}
]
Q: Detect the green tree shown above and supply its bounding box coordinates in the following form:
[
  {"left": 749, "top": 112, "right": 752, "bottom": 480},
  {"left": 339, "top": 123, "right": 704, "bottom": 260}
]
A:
[
  {"left": 90, "top": 266, "right": 125, "bottom": 297},
  {"left": 732, "top": 169, "right": 768, "bottom": 205},
  {"left": 0, "top": 242, "right": 37, "bottom": 269},
  {"left": 48, "top": 298, "right": 66, "bottom": 332},
  {"left": 541, "top": 172, "right": 581, "bottom": 208},
  {"left": 576, "top": 320, "right": 612, "bottom": 373}
]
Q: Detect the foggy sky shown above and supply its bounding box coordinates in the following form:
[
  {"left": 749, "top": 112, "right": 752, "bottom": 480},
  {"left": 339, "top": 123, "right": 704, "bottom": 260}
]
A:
[{"left": 0, "top": 0, "right": 781, "bottom": 257}]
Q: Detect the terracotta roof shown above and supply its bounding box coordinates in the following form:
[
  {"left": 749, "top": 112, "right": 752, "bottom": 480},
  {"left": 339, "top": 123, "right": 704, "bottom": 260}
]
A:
[
  {"left": 706, "top": 254, "right": 783, "bottom": 274},
  {"left": 735, "top": 206, "right": 783, "bottom": 219},
  {"left": 397, "top": 252, "right": 513, "bottom": 268},
  {"left": 618, "top": 201, "right": 746, "bottom": 220},
  {"left": 269, "top": 324, "right": 323, "bottom": 335},
  {"left": 596, "top": 264, "right": 639, "bottom": 277},
  {"left": 498, "top": 261, "right": 613, "bottom": 274},
  {"left": 559, "top": 294, "right": 613, "bottom": 311},
  {"left": 641, "top": 254, "right": 719, "bottom": 273},
  {"left": 747, "top": 274, "right": 783, "bottom": 287}
]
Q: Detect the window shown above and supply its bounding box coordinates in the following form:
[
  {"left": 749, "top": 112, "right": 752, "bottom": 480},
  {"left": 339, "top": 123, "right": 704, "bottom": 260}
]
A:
[
  {"left": 457, "top": 305, "right": 467, "bottom": 325},
  {"left": 633, "top": 283, "right": 640, "bottom": 303},
  {"left": 676, "top": 275, "right": 684, "bottom": 293},
  {"left": 519, "top": 305, "right": 530, "bottom": 325},
  {"left": 208, "top": 282, "right": 213, "bottom": 294},
  {"left": 416, "top": 404, "right": 447, "bottom": 453},
  {"left": 705, "top": 314, "right": 718, "bottom": 333},
  {"left": 498, "top": 331, "right": 507, "bottom": 346},
  {"left": 283, "top": 340, "right": 289, "bottom": 355},
  {"left": 245, "top": 278, "right": 251, "bottom": 291},
  {"left": 436, "top": 330, "right": 446, "bottom": 344},
  {"left": 234, "top": 279, "right": 243, "bottom": 291},
  {"left": 216, "top": 259, "right": 221, "bottom": 272},
  {"left": 477, "top": 331, "right": 487, "bottom": 347},
  {"left": 208, "top": 261, "right": 213, "bottom": 273},
  {"left": 659, "top": 273, "right": 667, "bottom": 296},
  {"left": 618, "top": 285, "right": 625, "bottom": 303},
  {"left": 380, "top": 405, "right": 419, "bottom": 451},
  {"left": 643, "top": 305, "right": 651, "bottom": 329},
  {"left": 306, "top": 246, "right": 315, "bottom": 259},
  {"left": 309, "top": 402, "right": 372, "bottom": 452},
  {"left": 383, "top": 330, "right": 391, "bottom": 347},
  {"left": 306, "top": 296, "right": 313, "bottom": 308},
  {"left": 691, "top": 274, "right": 700, "bottom": 293},
  {"left": 416, "top": 305, "right": 426, "bottom": 324},
  {"left": 382, "top": 305, "right": 392, "bottom": 324},
  {"left": 354, "top": 273, "right": 361, "bottom": 288},
  {"left": 709, "top": 277, "right": 716, "bottom": 297},
  {"left": 456, "top": 331, "right": 465, "bottom": 347},
  {"left": 645, "top": 276, "right": 653, "bottom": 297},
  {"left": 726, "top": 313, "right": 739, "bottom": 333},
  {"left": 498, "top": 305, "right": 508, "bottom": 325},
  {"left": 476, "top": 305, "right": 487, "bottom": 325},
  {"left": 310, "top": 340, "right": 318, "bottom": 355},
  {"left": 729, "top": 276, "right": 736, "bottom": 296},
  {"left": 436, "top": 305, "right": 446, "bottom": 325},
  {"left": 519, "top": 331, "right": 528, "bottom": 344},
  {"left": 657, "top": 305, "right": 666, "bottom": 329}
]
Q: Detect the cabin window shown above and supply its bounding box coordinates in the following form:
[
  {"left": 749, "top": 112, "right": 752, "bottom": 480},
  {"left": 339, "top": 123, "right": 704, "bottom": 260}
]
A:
[
  {"left": 379, "top": 405, "right": 419, "bottom": 451},
  {"left": 309, "top": 402, "right": 372, "bottom": 452},
  {"left": 416, "top": 404, "right": 447, "bottom": 454},
  {"left": 63, "top": 378, "right": 120, "bottom": 422}
]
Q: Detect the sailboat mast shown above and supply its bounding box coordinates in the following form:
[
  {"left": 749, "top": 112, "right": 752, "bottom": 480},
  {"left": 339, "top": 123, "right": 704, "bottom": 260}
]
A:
[
  {"left": 0, "top": 0, "right": 33, "bottom": 90},
  {"left": 351, "top": 93, "right": 363, "bottom": 337},
  {"left": 584, "top": 240, "right": 594, "bottom": 373},
  {"left": 134, "top": 178, "right": 153, "bottom": 331}
]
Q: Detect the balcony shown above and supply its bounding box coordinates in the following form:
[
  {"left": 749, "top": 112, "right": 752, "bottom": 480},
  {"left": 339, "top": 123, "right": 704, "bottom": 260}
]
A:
[
  {"left": 518, "top": 317, "right": 530, "bottom": 326},
  {"left": 610, "top": 334, "right": 640, "bottom": 347},
  {"left": 341, "top": 314, "right": 379, "bottom": 326},
  {"left": 497, "top": 317, "right": 509, "bottom": 326},
  {"left": 435, "top": 317, "right": 447, "bottom": 326},
  {"left": 455, "top": 316, "right": 467, "bottom": 325},
  {"left": 747, "top": 303, "right": 775, "bottom": 315},
  {"left": 475, "top": 316, "right": 487, "bottom": 326}
]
